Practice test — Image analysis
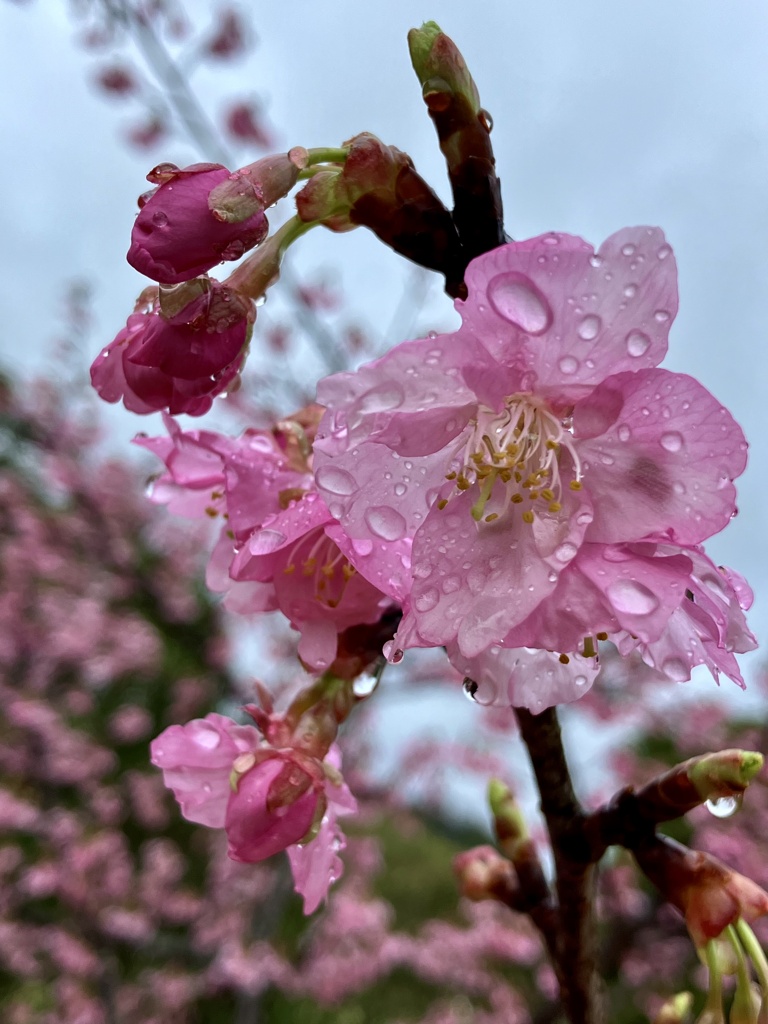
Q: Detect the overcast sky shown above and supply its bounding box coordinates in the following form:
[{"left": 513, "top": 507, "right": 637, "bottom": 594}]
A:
[{"left": 2, "top": 0, "right": 767, "bottom": 696}]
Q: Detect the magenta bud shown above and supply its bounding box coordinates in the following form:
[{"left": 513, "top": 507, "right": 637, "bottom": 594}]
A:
[{"left": 128, "top": 163, "right": 268, "bottom": 284}]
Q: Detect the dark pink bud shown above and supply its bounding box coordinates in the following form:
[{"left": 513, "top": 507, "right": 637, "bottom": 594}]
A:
[
  {"left": 225, "top": 756, "right": 320, "bottom": 862},
  {"left": 128, "top": 163, "right": 268, "bottom": 283},
  {"left": 95, "top": 63, "right": 137, "bottom": 96},
  {"left": 205, "top": 8, "right": 249, "bottom": 60},
  {"left": 91, "top": 278, "right": 254, "bottom": 416}
]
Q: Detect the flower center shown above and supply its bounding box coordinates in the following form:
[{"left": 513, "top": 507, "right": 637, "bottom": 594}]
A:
[
  {"left": 283, "top": 528, "right": 356, "bottom": 608},
  {"left": 439, "top": 395, "right": 582, "bottom": 524}
]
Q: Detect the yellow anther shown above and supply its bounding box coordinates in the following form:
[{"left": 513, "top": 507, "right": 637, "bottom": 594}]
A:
[
  {"left": 511, "top": 494, "right": 524, "bottom": 504},
  {"left": 211, "top": 489, "right": 224, "bottom": 500},
  {"left": 321, "top": 563, "right": 335, "bottom": 577},
  {"left": 283, "top": 564, "right": 296, "bottom": 575},
  {"left": 541, "top": 488, "right": 555, "bottom": 501},
  {"left": 302, "top": 557, "right": 317, "bottom": 575},
  {"left": 342, "top": 564, "right": 356, "bottom": 580},
  {"left": 456, "top": 477, "right": 471, "bottom": 491},
  {"left": 437, "top": 498, "right": 448, "bottom": 510},
  {"left": 499, "top": 469, "right": 512, "bottom": 483},
  {"left": 529, "top": 490, "right": 539, "bottom": 501},
  {"left": 522, "top": 510, "right": 535, "bottom": 524},
  {"left": 484, "top": 513, "right": 499, "bottom": 522},
  {"left": 205, "top": 506, "right": 218, "bottom": 518},
  {"left": 546, "top": 439, "right": 559, "bottom": 450},
  {"left": 548, "top": 501, "right": 562, "bottom": 513},
  {"left": 569, "top": 480, "right": 583, "bottom": 491},
  {"left": 445, "top": 471, "right": 457, "bottom": 480},
  {"left": 596, "top": 631, "right": 608, "bottom": 641},
  {"left": 559, "top": 653, "right": 570, "bottom": 665},
  {"left": 226, "top": 529, "right": 235, "bottom": 540}
]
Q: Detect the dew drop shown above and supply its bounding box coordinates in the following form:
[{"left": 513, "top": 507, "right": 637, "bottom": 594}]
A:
[
  {"left": 193, "top": 723, "right": 222, "bottom": 750},
  {"left": 661, "top": 656, "right": 690, "bottom": 682},
  {"left": 617, "top": 424, "right": 631, "bottom": 442},
  {"left": 414, "top": 587, "right": 440, "bottom": 612},
  {"left": 558, "top": 355, "right": 579, "bottom": 375},
  {"left": 394, "top": 482, "right": 407, "bottom": 497},
  {"left": 574, "top": 675, "right": 588, "bottom": 688},
  {"left": 353, "top": 672, "right": 380, "bottom": 697},
  {"left": 660, "top": 431, "right": 683, "bottom": 453},
  {"left": 382, "top": 640, "right": 404, "bottom": 664},
  {"left": 654, "top": 309, "right": 670, "bottom": 322},
  {"left": 621, "top": 243, "right": 637, "bottom": 256},
  {"left": 315, "top": 464, "right": 359, "bottom": 496},
  {"left": 554, "top": 542, "right": 577, "bottom": 563},
  {"left": 577, "top": 314, "right": 601, "bottom": 340},
  {"left": 606, "top": 579, "right": 660, "bottom": 616},
  {"left": 441, "top": 576, "right": 460, "bottom": 594},
  {"left": 623, "top": 284, "right": 638, "bottom": 299},
  {"left": 487, "top": 272, "right": 553, "bottom": 334},
  {"left": 357, "top": 382, "right": 405, "bottom": 414},
  {"left": 626, "top": 330, "right": 651, "bottom": 358},
  {"left": 364, "top": 506, "right": 407, "bottom": 541},
  {"left": 705, "top": 794, "right": 742, "bottom": 819},
  {"left": 352, "top": 538, "right": 373, "bottom": 557},
  {"left": 248, "top": 528, "right": 287, "bottom": 555},
  {"left": 589, "top": 254, "right": 603, "bottom": 268},
  {"left": 152, "top": 211, "right": 169, "bottom": 227},
  {"left": 657, "top": 243, "right": 672, "bottom": 260}
]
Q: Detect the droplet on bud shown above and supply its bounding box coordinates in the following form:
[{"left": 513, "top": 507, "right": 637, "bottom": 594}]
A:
[{"left": 705, "top": 794, "right": 742, "bottom": 819}]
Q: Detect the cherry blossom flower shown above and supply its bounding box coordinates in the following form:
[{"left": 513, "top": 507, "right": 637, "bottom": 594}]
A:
[
  {"left": 150, "top": 714, "right": 356, "bottom": 910},
  {"left": 314, "top": 228, "right": 747, "bottom": 667},
  {"left": 91, "top": 278, "right": 253, "bottom": 415},
  {"left": 139, "top": 414, "right": 395, "bottom": 670}
]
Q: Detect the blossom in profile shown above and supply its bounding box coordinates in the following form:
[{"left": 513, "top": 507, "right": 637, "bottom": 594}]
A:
[
  {"left": 128, "top": 162, "right": 268, "bottom": 283},
  {"left": 91, "top": 278, "right": 253, "bottom": 415},
  {"left": 314, "top": 228, "right": 747, "bottom": 668},
  {"left": 150, "top": 714, "right": 356, "bottom": 911}
]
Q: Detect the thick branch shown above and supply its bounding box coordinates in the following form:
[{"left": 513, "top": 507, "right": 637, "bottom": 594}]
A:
[{"left": 515, "top": 707, "right": 604, "bottom": 1024}]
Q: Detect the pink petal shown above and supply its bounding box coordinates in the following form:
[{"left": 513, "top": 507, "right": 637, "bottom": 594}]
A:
[
  {"left": 151, "top": 714, "right": 259, "bottom": 828},
  {"left": 457, "top": 227, "right": 677, "bottom": 400},
  {"left": 576, "top": 369, "right": 747, "bottom": 545}
]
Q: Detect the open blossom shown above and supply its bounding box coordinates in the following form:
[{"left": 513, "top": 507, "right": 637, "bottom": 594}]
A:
[
  {"left": 150, "top": 714, "right": 356, "bottom": 911},
  {"left": 91, "top": 278, "right": 254, "bottom": 415},
  {"left": 314, "top": 228, "right": 747, "bottom": 668},
  {"left": 137, "top": 413, "right": 394, "bottom": 670}
]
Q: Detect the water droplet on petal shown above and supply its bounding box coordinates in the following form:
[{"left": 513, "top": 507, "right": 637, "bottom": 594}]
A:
[
  {"left": 414, "top": 587, "right": 440, "bottom": 612},
  {"left": 626, "top": 330, "right": 651, "bottom": 358},
  {"left": 383, "top": 640, "right": 404, "bottom": 664},
  {"left": 574, "top": 675, "right": 588, "bottom": 688},
  {"left": 577, "top": 314, "right": 602, "bottom": 340},
  {"left": 248, "top": 528, "right": 287, "bottom": 555},
  {"left": 193, "top": 722, "right": 222, "bottom": 750},
  {"left": 152, "top": 211, "right": 169, "bottom": 227},
  {"left": 623, "top": 284, "right": 637, "bottom": 298},
  {"left": 364, "top": 506, "right": 407, "bottom": 541},
  {"left": 394, "top": 482, "right": 407, "bottom": 497},
  {"left": 621, "top": 243, "right": 637, "bottom": 256},
  {"left": 558, "top": 355, "right": 579, "bottom": 375},
  {"left": 487, "top": 272, "right": 553, "bottom": 335},
  {"left": 705, "top": 794, "right": 742, "bottom": 819},
  {"left": 589, "top": 254, "right": 603, "bottom": 269},
  {"left": 606, "top": 579, "right": 660, "bottom": 616},
  {"left": 357, "top": 382, "right": 404, "bottom": 414},
  {"left": 660, "top": 431, "right": 683, "bottom": 453},
  {"left": 617, "top": 424, "right": 631, "bottom": 442},
  {"left": 554, "top": 542, "right": 577, "bottom": 563},
  {"left": 657, "top": 243, "right": 672, "bottom": 261},
  {"left": 654, "top": 309, "right": 670, "bottom": 322},
  {"left": 352, "top": 538, "right": 373, "bottom": 557},
  {"left": 315, "top": 464, "right": 359, "bottom": 496},
  {"left": 661, "top": 656, "right": 690, "bottom": 681}
]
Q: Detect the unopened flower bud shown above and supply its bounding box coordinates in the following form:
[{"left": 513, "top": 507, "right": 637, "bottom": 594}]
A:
[
  {"left": 208, "top": 148, "right": 308, "bottom": 223},
  {"left": 488, "top": 778, "right": 529, "bottom": 861},
  {"left": 454, "top": 845, "right": 516, "bottom": 902},
  {"left": 652, "top": 992, "right": 693, "bottom": 1024},
  {"left": 688, "top": 750, "right": 763, "bottom": 804}
]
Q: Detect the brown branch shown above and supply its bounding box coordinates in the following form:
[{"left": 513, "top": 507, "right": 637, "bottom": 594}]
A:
[{"left": 515, "top": 707, "right": 604, "bottom": 1024}]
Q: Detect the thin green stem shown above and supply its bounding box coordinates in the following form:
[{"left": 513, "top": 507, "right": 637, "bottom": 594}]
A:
[{"left": 738, "top": 920, "right": 768, "bottom": 992}]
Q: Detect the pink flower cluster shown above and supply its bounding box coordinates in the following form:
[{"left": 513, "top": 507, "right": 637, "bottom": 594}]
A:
[
  {"left": 151, "top": 713, "right": 356, "bottom": 913},
  {"left": 312, "top": 228, "right": 755, "bottom": 709}
]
